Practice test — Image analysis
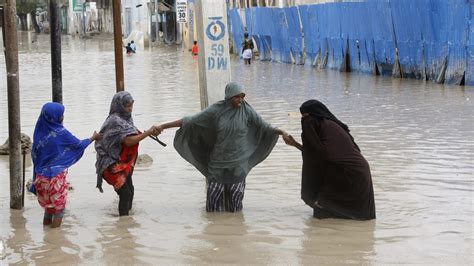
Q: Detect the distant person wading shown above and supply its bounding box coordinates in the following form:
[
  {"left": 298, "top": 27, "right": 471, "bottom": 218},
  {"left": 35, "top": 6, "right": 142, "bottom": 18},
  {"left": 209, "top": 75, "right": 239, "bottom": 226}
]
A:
[{"left": 241, "top": 32, "right": 254, "bottom": 65}]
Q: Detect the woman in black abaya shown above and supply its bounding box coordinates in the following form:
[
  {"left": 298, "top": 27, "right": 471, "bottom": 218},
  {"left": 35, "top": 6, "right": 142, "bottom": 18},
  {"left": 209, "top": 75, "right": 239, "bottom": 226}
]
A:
[{"left": 284, "top": 100, "right": 376, "bottom": 220}]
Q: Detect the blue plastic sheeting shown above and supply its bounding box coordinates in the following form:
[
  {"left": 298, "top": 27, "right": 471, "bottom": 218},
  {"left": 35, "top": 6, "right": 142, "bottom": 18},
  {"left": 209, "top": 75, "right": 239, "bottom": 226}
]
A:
[
  {"left": 299, "top": 5, "right": 319, "bottom": 65},
  {"left": 419, "top": 0, "right": 448, "bottom": 81},
  {"left": 252, "top": 7, "right": 273, "bottom": 60},
  {"left": 390, "top": 0, "right": 424, "bottom": 78},
  {"left": 298, "top": 5, "right": 311, "bottom": 64},
  {"left": 444, "top": 0, "right": 469, "bottom": 85},
  {"left": 228, "top": 0, "right": 471, "bottom": 85},
  {"left": 314, "top": 6, "right": 329, "bottom": 68},
  {"left": 284, "top": 7, "right": 304, "bottom": 64},
  {"left": 466, "top": 3, "right": 474, "bottom": 86},
  {"left": 325, "top": 4, "right": 345, "bottom": 70},
  {"left": 340, "top": 2, "right": 374, "bottom": 73},
  {"left": 270, "top": 8, "right": 292, "bottom": 63},
  {"left": 366, "top": 0, "right": 396, "bottom": 75},
  {"left": 228, "top": 9, "right": 245, "bottom": 55},
  {"left": 245, "top": 8, "right": 252, "bottom": 34}
]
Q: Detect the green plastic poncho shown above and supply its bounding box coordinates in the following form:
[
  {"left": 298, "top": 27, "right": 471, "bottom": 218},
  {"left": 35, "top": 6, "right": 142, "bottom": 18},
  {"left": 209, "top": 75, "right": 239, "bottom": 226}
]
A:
[{"left": 174, "top": 82, "right": 279, "bottom": 184}]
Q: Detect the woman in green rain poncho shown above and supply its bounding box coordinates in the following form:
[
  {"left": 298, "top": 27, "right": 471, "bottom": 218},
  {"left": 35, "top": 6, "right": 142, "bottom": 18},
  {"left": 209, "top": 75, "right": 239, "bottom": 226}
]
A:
[{"left": 157, "top": 82, "right": 288, "bottom": 212}]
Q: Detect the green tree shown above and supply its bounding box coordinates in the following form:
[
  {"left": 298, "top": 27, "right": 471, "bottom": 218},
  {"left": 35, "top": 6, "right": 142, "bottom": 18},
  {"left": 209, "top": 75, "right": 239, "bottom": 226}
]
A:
[
  {"left": 16, "top": 0, "right": 35, "bottom": 31},
  {"left": 17, "top": 0, "right": 47, "bottom": 32}
]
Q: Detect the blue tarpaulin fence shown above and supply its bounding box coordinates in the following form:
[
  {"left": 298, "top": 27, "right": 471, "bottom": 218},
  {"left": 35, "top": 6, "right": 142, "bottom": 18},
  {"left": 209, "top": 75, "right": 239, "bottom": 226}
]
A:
[
  {"left": 467, "top": 2, "right": 474, "bottom": 86},
  {"left": 228, "top": 0, "right": 471, "bottom": 86}
]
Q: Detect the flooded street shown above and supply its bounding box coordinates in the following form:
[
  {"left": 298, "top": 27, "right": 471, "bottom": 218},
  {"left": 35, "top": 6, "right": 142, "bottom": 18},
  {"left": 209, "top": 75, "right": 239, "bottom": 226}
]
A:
[{"left": 1, "top": 32, "right": 473, "bottom": 264}]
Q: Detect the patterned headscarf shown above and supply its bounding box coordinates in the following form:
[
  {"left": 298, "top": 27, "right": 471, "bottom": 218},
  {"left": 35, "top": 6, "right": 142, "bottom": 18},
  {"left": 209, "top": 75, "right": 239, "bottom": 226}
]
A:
[{"left": 95, "top": 91, "right": 137, "bottom": 192}]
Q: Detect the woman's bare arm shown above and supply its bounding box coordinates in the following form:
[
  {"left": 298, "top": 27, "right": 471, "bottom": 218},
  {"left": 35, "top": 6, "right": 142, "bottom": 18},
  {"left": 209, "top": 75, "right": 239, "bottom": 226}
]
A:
[
  {"left": 156, "top": 119, "right": 183, "bottom": 131},
  {"left": 123, "top": 126, "right": 158, "bottom": 147}
]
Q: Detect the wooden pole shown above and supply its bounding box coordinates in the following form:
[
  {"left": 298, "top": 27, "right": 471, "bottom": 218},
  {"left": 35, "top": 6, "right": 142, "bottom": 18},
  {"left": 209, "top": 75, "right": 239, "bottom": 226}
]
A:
[
  {"left": 22, "top": 150, "right": 25, "bottom": 207},
  {"left": 113, "top": 0, "right": 124, "bottom": 91},
  {"left": 50, "top": 0, "right": 63, "bottom": 103},
  {"left": 4, "top": 0, "right": 23, "bottom": 210}
]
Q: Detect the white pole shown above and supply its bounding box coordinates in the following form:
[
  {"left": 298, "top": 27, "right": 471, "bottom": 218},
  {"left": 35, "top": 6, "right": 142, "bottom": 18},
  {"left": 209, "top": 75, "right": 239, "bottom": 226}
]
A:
[{"left": 195, "top": 0, "right": 231, "bottom": 109}]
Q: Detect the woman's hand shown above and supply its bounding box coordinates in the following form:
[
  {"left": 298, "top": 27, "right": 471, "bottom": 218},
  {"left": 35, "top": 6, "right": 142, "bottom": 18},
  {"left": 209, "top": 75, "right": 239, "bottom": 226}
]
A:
[
  {"left": 147, "top": 125, "right": 162, "bottom": 136},
  {"left": 90, "top": 131, "right": 102, "bottom": 142},
  {"left": 152, "top": 125, "right": 164, "bottom": 136},
  {"left": 283, "top": 134, "right": 296, "bottom": 146},
  {"left": 283, "top": 134, "right": 303, "bottom": 151}
]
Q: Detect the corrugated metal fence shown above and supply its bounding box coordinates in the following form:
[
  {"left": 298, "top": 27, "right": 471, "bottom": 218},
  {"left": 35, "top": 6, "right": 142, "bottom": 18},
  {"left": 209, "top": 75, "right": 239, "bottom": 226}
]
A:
[{"left": 228, "top": 0, "right": 473, "bottom": 86}]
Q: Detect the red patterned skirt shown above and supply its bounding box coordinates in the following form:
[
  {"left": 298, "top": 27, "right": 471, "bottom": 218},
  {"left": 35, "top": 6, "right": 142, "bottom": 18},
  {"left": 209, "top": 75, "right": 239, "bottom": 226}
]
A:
[{"left": 34, "top": 170, "right": 69, "bottom": 215}]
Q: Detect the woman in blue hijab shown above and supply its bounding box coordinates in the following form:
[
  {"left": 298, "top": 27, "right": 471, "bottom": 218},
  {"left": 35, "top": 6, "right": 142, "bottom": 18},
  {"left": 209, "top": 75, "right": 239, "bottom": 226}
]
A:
[
  {"left": 31, "top": 102, "right": 101, "bottom": 228},
  {"left": 156, "top": 82, "right": 288, "bottom": 212}
]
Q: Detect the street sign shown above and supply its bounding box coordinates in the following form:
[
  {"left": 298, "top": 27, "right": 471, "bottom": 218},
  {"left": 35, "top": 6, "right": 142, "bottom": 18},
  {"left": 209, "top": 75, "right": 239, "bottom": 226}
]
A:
[
  {"left": 72, "top": 0, "right": 85, "bottom": 12},
  {"left": 176, "top": 0, "right": 187, "bottom": 23}
]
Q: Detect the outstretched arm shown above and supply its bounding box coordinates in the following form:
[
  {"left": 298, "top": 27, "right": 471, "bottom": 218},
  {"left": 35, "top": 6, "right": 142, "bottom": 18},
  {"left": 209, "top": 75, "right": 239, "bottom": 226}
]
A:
[
  {"left": 123, "top": 126, "right": 160, "bottom": 147},
  {"left": 156, "top": 119, "right": 183, "bottom": 132},
  {"left": 283, "top": 134, "right": 303, "bottom": 151},
  {"left": 274, "top": 128, "right": 288, "bottom": 136}
]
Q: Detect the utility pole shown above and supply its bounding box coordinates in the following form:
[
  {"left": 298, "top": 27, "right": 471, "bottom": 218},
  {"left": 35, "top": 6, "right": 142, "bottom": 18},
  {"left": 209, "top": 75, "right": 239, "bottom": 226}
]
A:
[
  {"left": 155, "top": 0, "right": 159, "bottom": 43},
  {"left": 3, "top": 0, "right": 23, "bottom": 209},
  {"left": 162, "top": 13, "right": 168, "bottom": 44},
  {"left": 113, "top": 0, "right": 124, "bottom": 91},
  {"left": 50, "top": 0, "right": 63, "bottom": 103},
  {"left": 188, "top": 2, "right": 194, "bottom": 50},
  {"left": 195, "top": 0, "right": 231, "bottom": 109},
  {"left": 82, "top": 2, "right": 86, "bottom": 35}
]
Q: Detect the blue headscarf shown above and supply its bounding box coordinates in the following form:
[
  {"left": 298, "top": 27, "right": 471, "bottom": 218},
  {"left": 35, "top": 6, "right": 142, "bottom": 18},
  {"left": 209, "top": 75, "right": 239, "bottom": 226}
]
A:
[{"left": 30, "top": 102, "right": 91, "bottom": 193}]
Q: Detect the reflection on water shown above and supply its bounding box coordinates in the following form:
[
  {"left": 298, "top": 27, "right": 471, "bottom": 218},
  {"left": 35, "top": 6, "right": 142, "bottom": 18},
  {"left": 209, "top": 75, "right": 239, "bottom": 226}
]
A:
[
  {"left": 299, "top": 218, "right": 375, "bottom": 264},
  {"left": 32, "top": 227, "right": 81, "bottom": 264},
  {"left": 5, "top": 210, "right": 34, "bottom": 264},
  {"left": 97, "top": 216, "right": 145, "bottom": 264},
  {"left": 0, "top": 31, "right": 473, "bottom": 264},
  {"left": 184, "top": 213, "right": 252, "bottom": 264}
]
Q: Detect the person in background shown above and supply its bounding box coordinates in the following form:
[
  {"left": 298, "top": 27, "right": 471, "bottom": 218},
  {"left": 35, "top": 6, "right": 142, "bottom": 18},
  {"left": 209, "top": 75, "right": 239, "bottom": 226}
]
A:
[
  {"left": 241, "top": 32, "right": 254, "bottom": 65},
  {"left": 130, "top": 40, "right": 137, "bottom": 53},
  {"left": 155, "top": 82, "right": 288, "bottom": 212},
  {"left": 124, "top": 43, "right": 134, "bottom": 55},
  {"left": 95, "top": 91, "right": 160, "bottom": 216},
  {"left": 283, "top": 100, "right": 376, "bottom": 220},
  {"left": 191, "top": 40, "right": 199, "bottom": 56},
  {"left": 30, "top": 102, "right": 101, "bottom": 228}
]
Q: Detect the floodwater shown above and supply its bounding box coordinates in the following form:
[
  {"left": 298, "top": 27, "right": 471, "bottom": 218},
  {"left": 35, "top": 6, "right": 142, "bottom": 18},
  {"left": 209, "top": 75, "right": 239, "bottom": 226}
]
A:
[{"left": 0, "top": 31, "right": 473, "bottom": 264}]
